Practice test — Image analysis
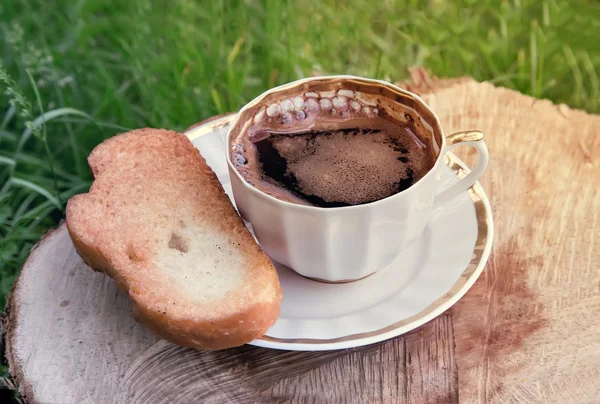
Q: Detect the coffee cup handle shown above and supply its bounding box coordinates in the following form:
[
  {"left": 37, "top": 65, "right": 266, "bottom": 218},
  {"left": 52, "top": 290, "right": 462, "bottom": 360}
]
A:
[{"left": 433, "top": 130, "right": 489, "bottom": 210}]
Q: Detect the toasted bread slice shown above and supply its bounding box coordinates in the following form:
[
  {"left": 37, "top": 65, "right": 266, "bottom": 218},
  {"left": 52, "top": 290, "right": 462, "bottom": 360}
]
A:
[{"left": 66, "top": 128, "right": 282, "bottom": 350}]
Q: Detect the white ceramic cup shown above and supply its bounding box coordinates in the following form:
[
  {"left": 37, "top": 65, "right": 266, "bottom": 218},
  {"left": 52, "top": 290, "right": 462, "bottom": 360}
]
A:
[{"left": 226, "top": 76, "right": 488, "bottom": 282}]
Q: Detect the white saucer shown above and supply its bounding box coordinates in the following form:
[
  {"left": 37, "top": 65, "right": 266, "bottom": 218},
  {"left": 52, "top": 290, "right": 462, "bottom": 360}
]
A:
[{"left": 186, "top": 115, "right": 493, "bottom": 351}]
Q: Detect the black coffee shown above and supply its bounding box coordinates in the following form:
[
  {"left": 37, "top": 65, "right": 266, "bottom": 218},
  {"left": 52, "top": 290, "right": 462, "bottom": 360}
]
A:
[{"left": 230, "top": 92, "right": 436, "bottom": 207}]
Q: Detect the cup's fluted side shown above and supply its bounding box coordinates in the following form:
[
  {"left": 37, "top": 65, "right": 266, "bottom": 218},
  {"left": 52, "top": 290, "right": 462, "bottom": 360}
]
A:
[{"left": 229, "top": 165, "right": 438, "bottom": 282}]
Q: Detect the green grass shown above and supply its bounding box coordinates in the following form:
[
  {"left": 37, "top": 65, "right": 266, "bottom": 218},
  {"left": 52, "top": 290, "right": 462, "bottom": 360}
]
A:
[{"left": 0, "top": 0, "right": 599, "bottom": 315}]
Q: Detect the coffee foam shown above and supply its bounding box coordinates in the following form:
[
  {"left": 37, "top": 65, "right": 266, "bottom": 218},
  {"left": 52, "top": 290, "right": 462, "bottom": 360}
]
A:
[
  {"left": 267, "top": 125, "right": 429, "bottom": 206},
  {"left": 230, "top": 88, "right": 437, "bottom": 207},
  {"left": 247, "top": 89, "right": 380, "bottom": 141}
]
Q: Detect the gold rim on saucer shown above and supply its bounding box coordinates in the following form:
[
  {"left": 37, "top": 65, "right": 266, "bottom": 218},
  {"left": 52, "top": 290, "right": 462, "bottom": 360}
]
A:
[{"left": 186, "top": 114, "right": 492, "bottom": 347}]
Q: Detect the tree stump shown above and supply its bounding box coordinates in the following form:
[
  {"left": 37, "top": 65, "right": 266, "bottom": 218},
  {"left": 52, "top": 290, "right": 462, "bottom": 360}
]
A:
[{"left": 4, "top": 75, "right": 600, "bottom": 403}]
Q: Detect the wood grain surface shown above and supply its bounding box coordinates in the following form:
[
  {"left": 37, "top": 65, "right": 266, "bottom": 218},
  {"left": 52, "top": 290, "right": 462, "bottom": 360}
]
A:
[{"left": 3, "top": 74, "right": 599, "bottom": 404}]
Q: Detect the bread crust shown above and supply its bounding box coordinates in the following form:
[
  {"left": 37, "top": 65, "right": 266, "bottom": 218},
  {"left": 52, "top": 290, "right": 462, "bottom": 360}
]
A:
[{"left": 66, "top": 128, "right": 282, "bottom": 350}]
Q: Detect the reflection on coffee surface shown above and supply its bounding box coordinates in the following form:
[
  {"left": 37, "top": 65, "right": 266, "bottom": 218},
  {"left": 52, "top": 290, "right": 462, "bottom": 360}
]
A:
[{"left": 231, "top": 90, "right": 436, "bottom": 207}]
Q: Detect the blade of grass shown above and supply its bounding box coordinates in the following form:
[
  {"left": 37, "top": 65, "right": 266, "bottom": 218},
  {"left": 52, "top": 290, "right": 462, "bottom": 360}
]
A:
[
  {"left": 14, "top": 153, "right": 80, "bottom": 181},
  {"left": 10, "top": 177, "right": 61, "bottom": 210},
  {"left": 54, "top": 117, "right": 131, "bottom": 131},
  {"left": 211, "top": 88, "right": 224, "bottom": 114},
  {"left": 26, "top": 69, "right": 62, "bottom": 210},
  {"left": 529, "top": 22, "right": 538, "bottom": 97},
  {"left": 0, "top": 156, "right": 16, "bottom": 167},
  {"left": 1, "top": 105, "right": 15, "bottom": 129},
  {"left": 580, "top": 51, "right": 599, "bottom": 111},
  {"left": 17, "top": 107, "right": 93, "bottom": 151},
  {"left": 13, "top": 193, "right": 37, "bottom": 224},
  {"left": 0, "top": 129, "right": 17, "bottom": 141},
  {"left": 562, "top": 45, "right": 585, "bottom": 106}
]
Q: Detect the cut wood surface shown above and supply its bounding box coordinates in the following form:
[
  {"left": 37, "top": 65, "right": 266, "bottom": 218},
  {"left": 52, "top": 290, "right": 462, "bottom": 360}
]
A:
[{"left": 4, "top": 73, "right": 600, "bottom": 404}]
